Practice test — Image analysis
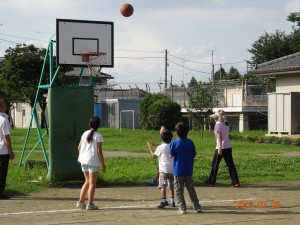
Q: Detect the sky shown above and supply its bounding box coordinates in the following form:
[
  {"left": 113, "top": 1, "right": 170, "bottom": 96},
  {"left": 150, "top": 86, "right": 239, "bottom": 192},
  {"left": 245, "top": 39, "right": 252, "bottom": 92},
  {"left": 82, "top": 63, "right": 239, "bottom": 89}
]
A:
[{"left": 0, "top": 0, "right": 299, "bottom": 92}]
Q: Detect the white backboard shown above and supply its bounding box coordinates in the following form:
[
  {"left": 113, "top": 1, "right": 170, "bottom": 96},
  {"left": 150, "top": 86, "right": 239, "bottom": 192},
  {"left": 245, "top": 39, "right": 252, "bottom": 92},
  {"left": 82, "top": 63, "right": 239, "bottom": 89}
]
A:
[{"left": 56, "top": 19, "right": 114, "bottom": 67}]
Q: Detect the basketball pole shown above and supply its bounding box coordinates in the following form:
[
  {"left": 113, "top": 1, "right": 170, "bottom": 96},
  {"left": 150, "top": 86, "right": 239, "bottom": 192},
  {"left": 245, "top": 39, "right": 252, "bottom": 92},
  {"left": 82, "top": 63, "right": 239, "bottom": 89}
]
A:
[{"left": 19, "top": 34, "right": 60, "bottom": 168}]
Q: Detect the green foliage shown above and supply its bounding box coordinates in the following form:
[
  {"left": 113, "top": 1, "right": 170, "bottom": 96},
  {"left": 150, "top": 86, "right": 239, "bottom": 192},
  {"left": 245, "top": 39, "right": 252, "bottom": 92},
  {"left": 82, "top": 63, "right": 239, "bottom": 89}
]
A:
[
  {"left": 213, "top": 67, "right": 226, "bottom": 81},
  {"left": 187, "top": 82, "right": 216, "bottom": 129},
  {"left": 287, "top": 12, "right": 300, "bottom": 32},
  {"left": 248, "top": 30, "right": 292, "bottom": 65},
  {"left": 138, "top": 93, "right": 181, "bottom": 130},
  {"left": 188, "top": 76, "right": 198, "bottom": 87},
  {"left": 225, "top": 66, "right": 241, "bottom": 80},
  {"left": 0, "top": 44, "right": 46, "bottom": 105},
  {"left": 147, "top": 99, "right": 182, "bottom": 130},
  {"left": 0, "top": 44, "right": 71, "bottom": 107},
  {"left": 248, "top": 12, "right": 300, "bottom": 65}
]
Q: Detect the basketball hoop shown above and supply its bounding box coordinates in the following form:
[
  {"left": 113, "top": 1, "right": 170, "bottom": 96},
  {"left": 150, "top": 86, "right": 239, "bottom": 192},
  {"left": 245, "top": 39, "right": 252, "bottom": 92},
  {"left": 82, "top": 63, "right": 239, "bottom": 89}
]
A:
[
  {"left": 81, "top": 52, "right": 106, "bottom": 63},
  {"left": 81, "top": 52, "right": 107, "bottom": 76}
]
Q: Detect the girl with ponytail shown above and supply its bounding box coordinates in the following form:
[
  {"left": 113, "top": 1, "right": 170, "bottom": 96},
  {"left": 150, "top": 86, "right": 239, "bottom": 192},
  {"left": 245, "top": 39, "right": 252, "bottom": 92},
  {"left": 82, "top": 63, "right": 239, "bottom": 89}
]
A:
[{"left": 77, "top": 116, "right": 106, "bottom": 210}]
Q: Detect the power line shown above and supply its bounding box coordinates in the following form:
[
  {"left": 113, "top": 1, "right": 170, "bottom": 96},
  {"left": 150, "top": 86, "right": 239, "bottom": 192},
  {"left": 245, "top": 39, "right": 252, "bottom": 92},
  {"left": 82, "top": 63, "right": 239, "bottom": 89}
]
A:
[
  {"left": 0, "top": 24, "right": 50, "bottom": 35},
  {"left": 168, "top": 52, "right": 247, "bottom": 66},
  {"left": 115, "top": 56, "right": 164, "bottom": 59},
  {"left": 0, "top": 38, "right": 21, "bottom": 44},
  {"left": 115, "top": 49, "right": 163, "bottom": 53},
  {"left": 168, "top": 59, "right": 211, "bottom": 74},
  {"left": 218, "top": 60, "right": 246, "bottom": 65},
  {"left": 0, "top": 32, "right": 47, "bottom": 42},
  {"left": 168, "top": 53, "right": 211, "bottom": 65}
]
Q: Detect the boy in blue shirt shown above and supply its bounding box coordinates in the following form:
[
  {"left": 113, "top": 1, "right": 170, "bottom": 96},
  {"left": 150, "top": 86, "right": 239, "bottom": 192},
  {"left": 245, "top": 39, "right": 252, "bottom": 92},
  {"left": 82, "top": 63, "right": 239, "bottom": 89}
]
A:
[{"left": 170, "top": 122, "right": 202, "bottom": 214}]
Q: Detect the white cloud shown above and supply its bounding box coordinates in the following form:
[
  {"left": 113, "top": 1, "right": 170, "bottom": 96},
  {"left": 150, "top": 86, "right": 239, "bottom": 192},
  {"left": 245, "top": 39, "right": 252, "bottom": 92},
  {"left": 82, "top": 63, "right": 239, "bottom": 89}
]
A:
[{"left": 285, "top": 0, "right": 300, "bottom": 12}]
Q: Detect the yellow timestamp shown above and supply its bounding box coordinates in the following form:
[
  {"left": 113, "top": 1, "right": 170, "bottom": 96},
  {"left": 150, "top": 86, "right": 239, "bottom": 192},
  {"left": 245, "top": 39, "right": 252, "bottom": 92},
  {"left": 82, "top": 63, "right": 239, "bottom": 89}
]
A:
[{"left": 235, "top": 200, "right": 281, "bottom": 209}]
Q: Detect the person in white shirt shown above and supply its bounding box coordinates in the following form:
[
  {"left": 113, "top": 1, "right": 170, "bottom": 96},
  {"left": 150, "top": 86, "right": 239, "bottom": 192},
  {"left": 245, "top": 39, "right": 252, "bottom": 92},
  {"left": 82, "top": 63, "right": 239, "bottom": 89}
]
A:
[
  {"left": 76, "top": 116, "right": 106, "bottom": 210},
  {"left": 0, "top": 101, "right": 14, "bottom": 199},
  {"left": 147, "top": 130, "right": 175, "bottom": 208}
]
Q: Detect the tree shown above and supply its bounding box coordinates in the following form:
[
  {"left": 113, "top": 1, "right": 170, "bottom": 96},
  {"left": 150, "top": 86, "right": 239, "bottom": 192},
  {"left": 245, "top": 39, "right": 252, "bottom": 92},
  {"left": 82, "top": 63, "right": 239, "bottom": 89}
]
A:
[
  {"left": 248, "top": 30, "right": 292, "bottom": 65},
  {"left": 287, "top": 12, "right": 300, "bottom": 52},
  {"left": 188, "top": 76, "right": 198, "bottom": 87},
  {"left": 287, "top": 12, "right": 300, "bottom": 32},
  {"left": 213, "top": 67, "right": 226, "bottom": 81},
  {"left": 0, "top": 44, "right": 70, "bottom": 106},
  {"left": 248, "top": 12, "right": 300, "bottom": 65},
  {"left": 0, "top": 44, "right": 71, "bottom": 128},
  {"left": 0, "top": 44, "right": 47, "bottom": 105},
  {"left": 187, "top": 82, "right": 217, "bottom": 130},
  {"left": 225, "top": 66, "right": 241, "bottom": 80},
  {"left": 138, "top": 93, "right": 181, "bottom": 130}
]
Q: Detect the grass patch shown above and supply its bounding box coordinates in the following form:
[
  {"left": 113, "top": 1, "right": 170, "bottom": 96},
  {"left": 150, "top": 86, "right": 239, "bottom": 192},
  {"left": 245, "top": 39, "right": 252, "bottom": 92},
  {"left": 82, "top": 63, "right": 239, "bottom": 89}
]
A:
[{"left": 5, "top": 128, "right": 300, "bottom": 196}]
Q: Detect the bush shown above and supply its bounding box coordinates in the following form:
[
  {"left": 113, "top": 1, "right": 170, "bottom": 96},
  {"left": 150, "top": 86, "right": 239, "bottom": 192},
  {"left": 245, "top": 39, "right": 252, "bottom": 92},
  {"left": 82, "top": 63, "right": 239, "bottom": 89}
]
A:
[
  {"left": 139, "top": 93, "right": 182, "bottom": 130},
  {"left": 281, "top": 137, "right": 291, "bottom": 144},
  {"left": 243, "top": 135, "right": 256, "bottom": 142},
  {"left": 291, "top": 138, "right": 300, "bottom": 146}
]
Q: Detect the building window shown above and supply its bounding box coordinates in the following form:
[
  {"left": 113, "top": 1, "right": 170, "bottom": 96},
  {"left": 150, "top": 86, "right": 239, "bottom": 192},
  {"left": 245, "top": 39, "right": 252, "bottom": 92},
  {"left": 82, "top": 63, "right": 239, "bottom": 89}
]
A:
[
  {"left": 232, "top": 94, "right": 240, "bottom": 107},
  {"left": 16, "top": 103, "right": 22, "bottom": 112}
]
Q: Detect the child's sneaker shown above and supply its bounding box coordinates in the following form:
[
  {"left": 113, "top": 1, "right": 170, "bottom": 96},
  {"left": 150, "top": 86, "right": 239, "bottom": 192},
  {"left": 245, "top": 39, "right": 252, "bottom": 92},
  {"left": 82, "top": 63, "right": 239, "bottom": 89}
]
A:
[
  {"left": 157, "top": 201, "right": 169, "bottom": 208},
  {"left": 86, "top": 204, "right": 99, "bottom": 210},
  {"left": 76, "top": 201, "right": 86, "bottom": 209},
  {"left": 169, "top": 201, "right": 176, "bottom": 207},
  {"left": 178, "top": 208, "right": 186, "bottom": 214},
  {"left": 147, "top": 179, "right": 158, "bottom": 185}
]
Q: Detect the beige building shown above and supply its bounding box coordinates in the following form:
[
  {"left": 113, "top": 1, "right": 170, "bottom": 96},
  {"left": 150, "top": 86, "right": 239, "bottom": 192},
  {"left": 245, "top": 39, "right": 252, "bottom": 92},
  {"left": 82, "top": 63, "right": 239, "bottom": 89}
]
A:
[
  {"left": 250, "top": 52, "right": 300, "bottom": 135},
  {"left": 166, "top": 81, "right": 268, "bottom": 132}
]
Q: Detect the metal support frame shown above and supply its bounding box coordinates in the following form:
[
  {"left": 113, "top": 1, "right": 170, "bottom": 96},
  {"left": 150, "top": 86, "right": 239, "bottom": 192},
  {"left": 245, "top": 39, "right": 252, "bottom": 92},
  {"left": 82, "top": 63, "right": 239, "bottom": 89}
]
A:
[
  {"left": 19, "top": 34, "right": 100, "bottom": 168},
  {"left": 19, "top": 35, "right": 60, "bottom": 168}
]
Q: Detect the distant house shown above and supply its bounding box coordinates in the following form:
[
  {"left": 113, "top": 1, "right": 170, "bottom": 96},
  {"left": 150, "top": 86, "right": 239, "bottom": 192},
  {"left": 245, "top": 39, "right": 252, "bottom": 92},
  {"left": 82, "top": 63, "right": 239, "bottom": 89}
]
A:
[
  {"left": 165, "top": 82, "right": 268, "bottom": 132},
  {"left": 250, "top": 52, "right": 300, "bottom": 135},
  {"left": 213, "top": 81, "right": 268, "bottom": 131}
]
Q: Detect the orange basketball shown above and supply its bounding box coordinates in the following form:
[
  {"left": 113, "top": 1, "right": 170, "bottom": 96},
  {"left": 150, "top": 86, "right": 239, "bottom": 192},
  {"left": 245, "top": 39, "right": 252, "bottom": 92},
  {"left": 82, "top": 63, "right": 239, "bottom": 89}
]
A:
[{"left": 120, "top": 3, "right": 134, "bottom": 17}]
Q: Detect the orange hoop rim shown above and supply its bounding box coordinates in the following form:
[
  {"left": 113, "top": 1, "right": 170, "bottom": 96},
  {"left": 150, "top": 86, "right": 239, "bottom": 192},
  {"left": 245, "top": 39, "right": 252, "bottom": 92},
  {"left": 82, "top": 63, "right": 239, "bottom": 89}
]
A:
[{"left": 81, "top": 52, "right": 107, "bottom": 63}]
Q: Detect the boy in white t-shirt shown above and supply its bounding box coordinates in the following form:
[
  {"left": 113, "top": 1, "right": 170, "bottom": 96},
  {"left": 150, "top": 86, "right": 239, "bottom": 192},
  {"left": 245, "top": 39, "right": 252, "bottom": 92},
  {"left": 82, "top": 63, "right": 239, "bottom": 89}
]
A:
[{"left": 147, "top": 130, "right": 175, "bottom": 208}]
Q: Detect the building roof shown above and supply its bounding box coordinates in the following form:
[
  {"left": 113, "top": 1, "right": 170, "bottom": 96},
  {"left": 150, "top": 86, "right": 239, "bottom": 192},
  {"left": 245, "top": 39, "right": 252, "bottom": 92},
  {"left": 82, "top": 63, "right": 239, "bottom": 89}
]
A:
[
  {"left": 65, "top": 67, "right": 113, "bottom": 79},
  {"left": 250, "top": 52, "right": 300, "bottom": 75}
]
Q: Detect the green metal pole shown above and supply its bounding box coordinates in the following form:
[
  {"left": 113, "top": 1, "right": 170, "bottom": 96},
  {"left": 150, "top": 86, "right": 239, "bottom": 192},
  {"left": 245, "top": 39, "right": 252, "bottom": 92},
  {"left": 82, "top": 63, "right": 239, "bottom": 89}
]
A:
[
  {"left": 33, "top": 109, "right": 49, "bottom": 167},
  {"left": 19, "top": 116, "right": 33, "bottom": 166},
  {"left": 19, "top": 39, "right": 50, "bottom": 167},
  {"left": 50, "top": 66, "right": 61, "bottom": 87},
  {"left": 21, "top": 131, "right": 48, "bottom": 165},
  {"left": 77, "top": 67, "right": 84, "bottom": 87},
  {"left": 49, "top": 40, "right": 53, "bottom": 81}
]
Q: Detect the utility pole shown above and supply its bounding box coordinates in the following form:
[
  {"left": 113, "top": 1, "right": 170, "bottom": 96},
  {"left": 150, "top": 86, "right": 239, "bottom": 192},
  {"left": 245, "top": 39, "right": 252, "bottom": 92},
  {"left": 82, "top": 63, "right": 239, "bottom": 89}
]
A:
[
  {"left": 219, "top": 64, "right": 222, "bottom": 88},
  {"left": 170, "top": 76, "right": 173, "bottom": 100},
  {"left": 182, "top": 60, "right": 185, "bottom": 85},
  {"left": 211, "top": 50, "right": 214, "bottom": 85},
  {"left": 165, "top": 49, "right": 168, "bottom": 91}
]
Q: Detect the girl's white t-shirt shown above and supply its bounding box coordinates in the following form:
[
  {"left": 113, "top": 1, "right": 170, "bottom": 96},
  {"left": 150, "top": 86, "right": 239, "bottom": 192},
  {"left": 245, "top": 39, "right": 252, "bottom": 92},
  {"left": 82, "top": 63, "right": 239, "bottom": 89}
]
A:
[{"left": 78, "top": 130, "right": 104, "bottom": 166}]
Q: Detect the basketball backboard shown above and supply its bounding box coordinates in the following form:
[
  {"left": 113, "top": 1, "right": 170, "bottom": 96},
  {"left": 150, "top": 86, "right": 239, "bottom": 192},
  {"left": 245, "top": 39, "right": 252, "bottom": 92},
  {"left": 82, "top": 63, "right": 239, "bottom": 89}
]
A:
[{"left": 56, "top": 19, "right": 114, "bottom": 67}]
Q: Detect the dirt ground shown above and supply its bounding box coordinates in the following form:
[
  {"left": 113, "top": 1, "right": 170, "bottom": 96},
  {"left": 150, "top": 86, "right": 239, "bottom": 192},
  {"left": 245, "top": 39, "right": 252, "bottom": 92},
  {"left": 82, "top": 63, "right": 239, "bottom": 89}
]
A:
[{"left": 0, "top": 180, "right": 299, "bottom": 225}]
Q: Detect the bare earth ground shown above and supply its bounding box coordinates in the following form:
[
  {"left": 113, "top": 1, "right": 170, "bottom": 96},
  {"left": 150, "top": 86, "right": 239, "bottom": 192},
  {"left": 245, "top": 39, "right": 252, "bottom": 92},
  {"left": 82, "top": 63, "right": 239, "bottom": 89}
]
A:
[
  {"left": 1, "top": 151, "right": 299, "bottom": 225},
  {"left": 1, "top": 181, "right": 299, "bottom": 225}
]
